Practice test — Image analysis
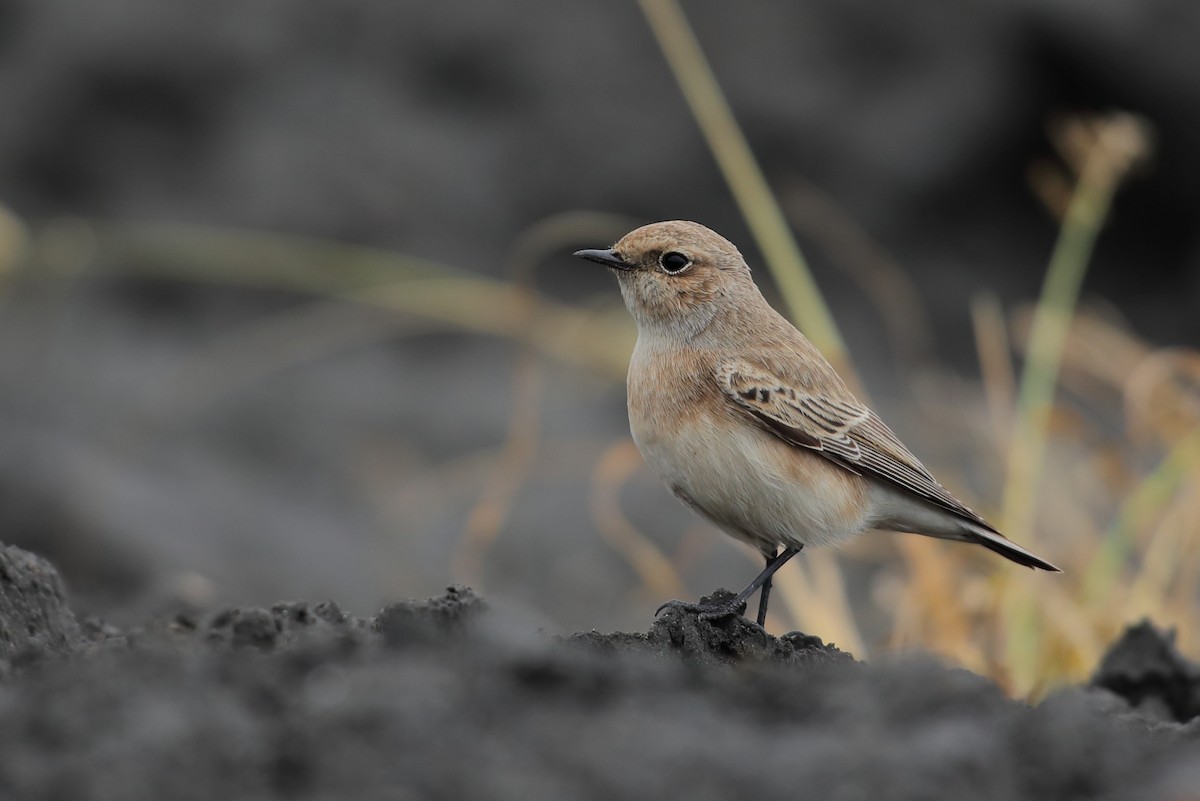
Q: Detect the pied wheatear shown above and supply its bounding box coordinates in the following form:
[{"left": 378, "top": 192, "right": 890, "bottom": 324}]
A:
[{"left": 575, "top": 220, "right": 1059, "bottom": 626}]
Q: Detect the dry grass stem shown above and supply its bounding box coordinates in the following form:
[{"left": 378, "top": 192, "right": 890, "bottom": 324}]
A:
[
  {"left": 999, "top": 112, "right": 1151, "bottom": 694},
  {"left": 636, "top": 0, "right": 852, "bottom": 379},
  {"left": 786, "top": 184, "right": 934, "bottom": 364}
]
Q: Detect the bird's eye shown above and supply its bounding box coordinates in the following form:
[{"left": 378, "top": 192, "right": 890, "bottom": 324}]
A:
[{"left": 660, "top": 251, "right": 691, "bottom": 274}]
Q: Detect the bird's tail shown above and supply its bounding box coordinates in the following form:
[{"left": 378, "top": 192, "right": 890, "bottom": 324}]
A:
[{"left": 964, "top": 522, "right": 1061, "bottom": 572}]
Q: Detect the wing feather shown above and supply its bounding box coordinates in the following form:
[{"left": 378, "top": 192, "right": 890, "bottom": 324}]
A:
[{"left": 719, "top": 359, "right": 996, "bottom": 532}]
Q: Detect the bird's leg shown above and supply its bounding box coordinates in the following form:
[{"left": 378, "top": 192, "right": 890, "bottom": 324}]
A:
[
  {"left": 756, "top": 547, "right": 786, "bottom": 626},
  {"left": 750, "top": 545, "right": 802, "bottom": 625},
  {"left": 656, "top": 545, "right": 803, "bottom": 624}
]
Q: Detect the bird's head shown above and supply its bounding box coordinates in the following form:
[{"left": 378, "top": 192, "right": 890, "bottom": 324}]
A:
[{"left": 574, "top": 220, "right": 756, "bottom": 339}]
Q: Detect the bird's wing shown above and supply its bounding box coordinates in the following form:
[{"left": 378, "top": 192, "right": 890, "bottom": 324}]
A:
[{"left": 717, "top": 358, "right": 997, "bottom": 532}]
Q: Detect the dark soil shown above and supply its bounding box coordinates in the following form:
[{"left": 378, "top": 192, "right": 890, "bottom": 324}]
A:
[{"left": 1, "top": 543, "right": 1197, "bottom": 800}]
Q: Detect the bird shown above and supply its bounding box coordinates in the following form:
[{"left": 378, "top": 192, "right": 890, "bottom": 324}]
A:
[{"left": 574, "top": 220, "right": 1060, "bottom": 627}]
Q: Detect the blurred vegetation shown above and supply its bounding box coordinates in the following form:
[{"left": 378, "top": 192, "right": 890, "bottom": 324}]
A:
[{"left": 3, "top": 1, "right": 1193, "bottom": 700}]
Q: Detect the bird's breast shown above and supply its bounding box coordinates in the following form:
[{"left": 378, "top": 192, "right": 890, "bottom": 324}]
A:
[{"left": 626, "top": 342, "right": 869, "bottom": 550}]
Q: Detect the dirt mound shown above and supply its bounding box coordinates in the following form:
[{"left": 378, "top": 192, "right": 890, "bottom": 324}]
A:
[
  {"left": 0, "top": 544, "right": 1196, "bottom": 800},
  {"left": 0, "top": 544, "right": 82, "bottom": 663}
]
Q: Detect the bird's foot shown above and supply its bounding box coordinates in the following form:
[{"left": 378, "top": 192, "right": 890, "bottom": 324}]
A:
[{"left": 655, "top": 591, "right": 747, "bottom": 622}]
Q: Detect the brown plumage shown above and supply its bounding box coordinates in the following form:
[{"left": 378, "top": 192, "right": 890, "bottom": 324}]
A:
[{"left": 575, "top": 220, "right": 1059, "bottom": 626}]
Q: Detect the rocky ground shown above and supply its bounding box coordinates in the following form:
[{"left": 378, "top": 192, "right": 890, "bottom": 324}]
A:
[{"left": 1, "top": 542, "right": 1197, "bottom": 801}]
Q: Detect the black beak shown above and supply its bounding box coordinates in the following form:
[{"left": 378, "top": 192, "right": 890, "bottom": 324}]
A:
[{"left": 573, "top": 248, "right": 633, "bottom": 271}]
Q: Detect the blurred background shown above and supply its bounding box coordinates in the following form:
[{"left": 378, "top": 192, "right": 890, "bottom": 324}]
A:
[{"left": 1, "top": 0, "right": 1197, "bottom": 693}]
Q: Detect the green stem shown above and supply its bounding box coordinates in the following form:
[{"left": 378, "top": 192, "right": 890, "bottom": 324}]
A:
[
  {"left": 1001, "top": 137, "right": 1125, "bottom": 694},
  {"left": 637, "top": 0, "right": 850, "bottom": 375}
]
